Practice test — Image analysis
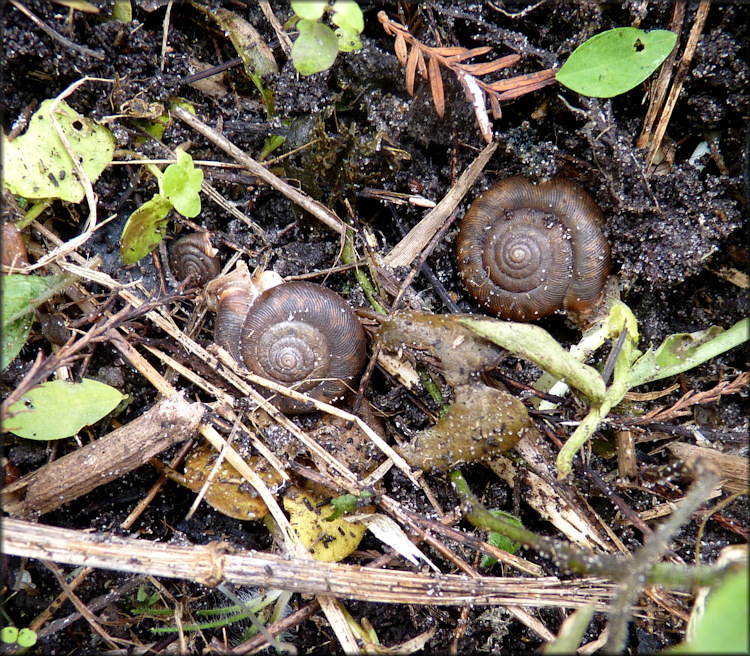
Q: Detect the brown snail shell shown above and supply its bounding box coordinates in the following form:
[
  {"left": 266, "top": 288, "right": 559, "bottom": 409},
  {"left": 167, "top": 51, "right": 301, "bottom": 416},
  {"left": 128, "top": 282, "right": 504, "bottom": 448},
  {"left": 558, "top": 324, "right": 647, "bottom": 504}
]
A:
[
  {"left": 456, "top": 176, "right": 611, "bottom": 323},
  {"left": 208, "top": 267, "right": 367, "bottom": 414},
  {"left": 170, "top": 232, "right": 221, "bottom": 285}
]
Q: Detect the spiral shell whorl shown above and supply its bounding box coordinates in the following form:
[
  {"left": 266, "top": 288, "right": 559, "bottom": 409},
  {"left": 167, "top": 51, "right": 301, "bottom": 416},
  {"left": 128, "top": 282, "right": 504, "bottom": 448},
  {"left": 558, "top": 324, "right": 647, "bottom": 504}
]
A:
[
  {"left": 457, "top": 177, "right": 610, "bottom": 322},
  {"left": 212, "top": 279, "right": 366, "bottom": 414},
  {"left": 170, "top": 233, "right": 221, "bottom": 285}
]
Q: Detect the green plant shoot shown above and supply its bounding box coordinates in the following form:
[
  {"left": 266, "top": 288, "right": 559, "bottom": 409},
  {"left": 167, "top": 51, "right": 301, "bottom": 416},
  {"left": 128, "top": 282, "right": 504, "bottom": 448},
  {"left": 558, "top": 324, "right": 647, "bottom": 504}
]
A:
[{"left": 119, "top": 148, "right": 203, "bottom": 264}]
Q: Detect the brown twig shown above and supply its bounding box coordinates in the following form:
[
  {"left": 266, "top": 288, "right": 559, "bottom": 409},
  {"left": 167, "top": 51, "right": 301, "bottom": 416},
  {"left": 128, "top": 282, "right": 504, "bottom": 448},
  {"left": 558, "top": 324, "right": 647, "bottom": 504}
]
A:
[{"left": 628, "top": 372, "right": 749, "bottom": 426}]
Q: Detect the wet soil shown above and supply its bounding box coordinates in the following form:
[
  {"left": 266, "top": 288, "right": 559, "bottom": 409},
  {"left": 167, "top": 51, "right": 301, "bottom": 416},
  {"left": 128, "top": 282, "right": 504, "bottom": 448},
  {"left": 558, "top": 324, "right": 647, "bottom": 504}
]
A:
[{"left": 2, "top": 1, "right": 748, "bottom": 654}]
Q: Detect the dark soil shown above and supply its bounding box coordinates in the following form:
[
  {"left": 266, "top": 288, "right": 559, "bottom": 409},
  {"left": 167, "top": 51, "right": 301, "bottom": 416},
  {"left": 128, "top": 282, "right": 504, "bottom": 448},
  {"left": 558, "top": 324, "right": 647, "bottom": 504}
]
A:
[{"left": 2, "top": 1, "right": 748, "bottom": 654}]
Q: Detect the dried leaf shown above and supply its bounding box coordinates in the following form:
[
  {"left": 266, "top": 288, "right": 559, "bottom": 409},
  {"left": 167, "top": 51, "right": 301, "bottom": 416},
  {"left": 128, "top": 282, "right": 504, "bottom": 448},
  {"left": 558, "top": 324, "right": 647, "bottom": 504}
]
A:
[
  {"left": 416, "top": 48, "right": 428, "bottom": 78},
  {"left": 432, "top": 46, "right": 471, "bottom": 57},
  {"left": 445, "top": 46, "right": 494, "bottom": 62},
  {"left": 492, "top": 69, "right": 558, "bottom": 100},
  {"left": 394, "top": 33, "right": 408, "bottom": 67},
  {"left": 488, "top": 68, "right": 557, "bottom": 94},
  {"left": 488, "top": 91, "right": 502, "bottom": 119},
  {"left": 428, "top": 55, "right": 445, "bottom": 118},
  {"left": 456, "top": 54, "right": 521, "bottom": 75},
  {"left": 406, "top": 44, "right": 420, "bottom": 95}
]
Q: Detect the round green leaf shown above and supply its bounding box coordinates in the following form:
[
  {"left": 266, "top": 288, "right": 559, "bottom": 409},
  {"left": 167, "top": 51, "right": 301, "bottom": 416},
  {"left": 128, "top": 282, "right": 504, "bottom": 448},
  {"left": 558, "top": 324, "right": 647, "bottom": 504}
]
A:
[
  {"left": 16, "top": 629, "right": 38, "bottom": 648},
  {"left": 1, "top": 627, "right": 19, "bottom": 644},
  {"left": 162, "top": 149, "right": 203, "bottom": 218},
  {"left": 5, "top": 379, "right": 125, "bottom": 441},
  {"left": 556, "top": 28, "right": 678, "bottom": 98},
  {"left": 291, "top": 21, "right": 339, "bottom": 75},
  {"left": 291, "top": 0, "right": 326, "bottom": 20},
  {"left": 332, "top": 0, "right": 364, "bottom": 33}
]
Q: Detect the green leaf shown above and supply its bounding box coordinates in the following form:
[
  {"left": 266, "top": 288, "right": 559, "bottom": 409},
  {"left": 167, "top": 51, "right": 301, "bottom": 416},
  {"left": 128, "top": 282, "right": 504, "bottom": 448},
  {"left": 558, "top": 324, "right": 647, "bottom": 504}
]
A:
[
  {"left": 460, "top": 317, "right": 607, "bottom": 403},
  {"left": 16, "top": 629, "right": 38, "bottom": 648},
  {"left": 1, "top": 627, "right": 19, "bottom": 644},
  {"left": 292, "top": 0, "right": 327, "bottom": 20},
  {"left": 480, "top": 510, "right": 523, "bottom": 568},
  {"left": 556, "top": 28, "right": 678, "bottom": 97},
  {"left": 670, "top": 567, "right": 749, "bottom": 653},
  {"left": 1, "top": 274, "right": 66, "bottom": 370},
  {"left": 162, "top": 149, "right": 203, "bottom": 218},
  {"left": 626, "top": 318, "right": 749, "bottom": 388},
  {"left": 292, "top": 20, "right": 339, "bottom": 75},
  {"left": 119, "top": 194, "right": 173, "bottom": 265},
  {"left": 335, "top": 26, "right": 363, "bottom": 52},
  {"left": 332, "top": 0, "right": 364, "bottom": 33},
  {"left": 2, "top": 99, "right": 115, "bottom": 202},
  {"left": 5, "top": 379, "right": 125, "bottom": 441}
]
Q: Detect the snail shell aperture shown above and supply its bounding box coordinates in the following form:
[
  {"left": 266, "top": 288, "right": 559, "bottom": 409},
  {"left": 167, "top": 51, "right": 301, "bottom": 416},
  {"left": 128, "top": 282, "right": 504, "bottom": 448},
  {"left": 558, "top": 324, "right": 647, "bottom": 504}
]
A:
[
  {"left": 207, "top": 265, "right": 367, "bottom": 414},
  {"left": 170, "top": 232, "right": 222, "bottom": 285},
  {"left": 456, "top": 176, "right": 611, "bottom": 323}
]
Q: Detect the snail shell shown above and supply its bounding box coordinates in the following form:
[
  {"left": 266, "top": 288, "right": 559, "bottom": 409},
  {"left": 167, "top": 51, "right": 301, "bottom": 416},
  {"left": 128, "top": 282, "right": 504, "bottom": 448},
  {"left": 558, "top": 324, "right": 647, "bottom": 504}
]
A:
[
  {"left": 208, "top": 268, "right": 367, "bottom": 414},
  {"left": 456, "top": 176, "right": 611, "bottom": 323},
  {"left": 170, "top": 232, "right": 221, "bottom": 285}
]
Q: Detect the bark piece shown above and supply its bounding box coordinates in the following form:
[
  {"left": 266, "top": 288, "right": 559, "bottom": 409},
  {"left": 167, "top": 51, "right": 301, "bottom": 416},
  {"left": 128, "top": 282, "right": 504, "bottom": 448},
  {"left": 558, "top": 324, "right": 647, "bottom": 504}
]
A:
[{"left": 2, "top": 393, "right": 204, "bottom": 517}]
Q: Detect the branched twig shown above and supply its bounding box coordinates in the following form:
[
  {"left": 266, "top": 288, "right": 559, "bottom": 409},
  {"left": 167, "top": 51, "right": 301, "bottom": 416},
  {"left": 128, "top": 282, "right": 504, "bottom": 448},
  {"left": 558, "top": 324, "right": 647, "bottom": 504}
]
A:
[
  {"left": 628, "top": 372, "right": 749, "bottom": 425},
  {"left": 378, "top": 11, "right": 557, "bottom": 142}
]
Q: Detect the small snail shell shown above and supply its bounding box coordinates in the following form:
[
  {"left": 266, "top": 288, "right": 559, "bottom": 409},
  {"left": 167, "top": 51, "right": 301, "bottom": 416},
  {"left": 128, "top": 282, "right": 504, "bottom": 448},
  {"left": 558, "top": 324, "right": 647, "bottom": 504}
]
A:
[
  {"left": 456, "top": 177, "right": 611, "bottom": 323},
  {"left": 207, "top": 265, "right": 367, "bottom": 414},
  {"left": 170, "top": 233, "right": 221, "bottom": 285}
]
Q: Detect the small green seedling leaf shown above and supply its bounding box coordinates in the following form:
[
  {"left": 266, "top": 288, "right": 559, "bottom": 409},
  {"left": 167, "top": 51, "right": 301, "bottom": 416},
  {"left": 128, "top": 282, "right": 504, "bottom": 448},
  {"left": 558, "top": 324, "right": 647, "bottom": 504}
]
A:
[
  {"left": 16, "top": 629, "right": 38, "bottom": 648},
  {"left": 1, "top": 627, "right": 19, "bottom": 644},
  {"left": 556, "top": 28, "right": 678, "bottom": 97},
  {"left": 332, "top": 0, "right": 364, "bottom": 33},
  {"left": 119, "top": 194, "right": 173, "bottom": 265},
  {"left": 2, "top": 99, "right": 115, "bottom": 202},
  {"left": 2, "top": 274, "right": 66, "bottom": 370},
  {"left": 480, "top": 510, "right": 523, "bottom": 568},
  {"left": 291, "top": 0, "right": 327, "bottom": 20},
  {"left": 460, "top": 317, "right": 607, "bottom": 403},
  {"left": 5, "top": 379, "right": 125, "bottom": 440},
  {"left": 162, "top": 149, "right": 203, "bottom": 217},
  {"left": 292, "top": 19, "right": 339, "bottom": 75},
  {"left": 626, "top": 318, "right": 749, "bottom": 388}
]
